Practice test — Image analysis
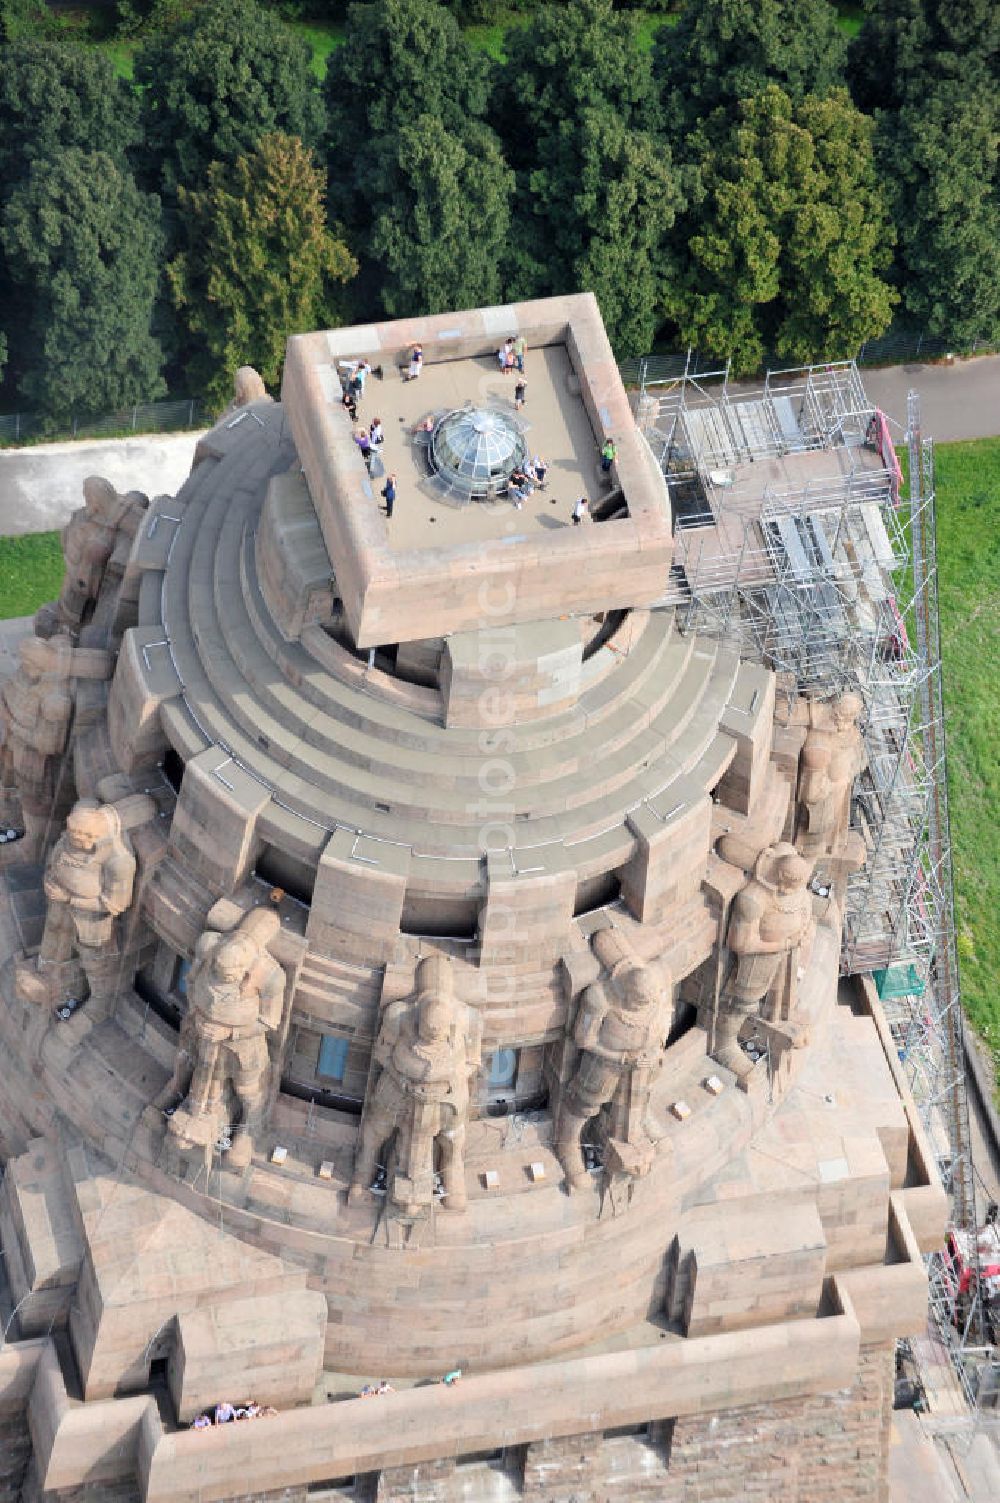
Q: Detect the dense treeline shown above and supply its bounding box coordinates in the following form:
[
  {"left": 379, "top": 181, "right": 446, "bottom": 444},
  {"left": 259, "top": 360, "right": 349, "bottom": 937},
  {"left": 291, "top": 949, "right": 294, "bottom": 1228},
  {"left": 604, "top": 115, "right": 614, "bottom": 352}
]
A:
[{"left": 0, "top": 0, "right": 997, "bottom": 418}]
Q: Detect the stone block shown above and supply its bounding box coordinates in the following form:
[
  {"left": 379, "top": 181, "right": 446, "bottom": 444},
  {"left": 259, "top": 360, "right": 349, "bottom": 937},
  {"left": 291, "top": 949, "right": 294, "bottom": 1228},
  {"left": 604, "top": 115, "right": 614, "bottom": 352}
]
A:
[
  {"left": 307, "top": 828, "right": 410, "bottom": 962},
  {"left": 670, "top": 1200, "right": 828, "bottom": 1338},
  {"left": 168, "top": 1289, "right": 327, "bottom": 1423},
  {"left": 167, "top": 746, "right": 272, "bottom": 889}
]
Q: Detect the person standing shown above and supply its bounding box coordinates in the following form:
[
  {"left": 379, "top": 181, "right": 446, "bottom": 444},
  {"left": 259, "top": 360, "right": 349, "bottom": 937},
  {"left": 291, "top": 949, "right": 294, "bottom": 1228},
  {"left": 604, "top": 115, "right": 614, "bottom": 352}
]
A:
[
  {"left": 513, "top": 334, "right": 526, "bottom": 373},
  {"left": 356, "top": 428, "right": 372, "bottom": 468},
  {"left": 369, "top": 416, "right": 384, "bottom": 447},
  {"left": 382, "top": 473, "right": 397, "bottom": 519},
  {"left": 407, "top": 344, "right": 423, "bottom": 380},
  {"left": 532, "top": 454, "right": 547, "bottom": 488},
  {"left": 572, "top": 497, "right": 588, "bottom": 525},
  {"left": 601, "top": 437, "right": 617, "bottom": 473},
  {"left": 514, "top": 378, "right": 526, "bottom": 410}
]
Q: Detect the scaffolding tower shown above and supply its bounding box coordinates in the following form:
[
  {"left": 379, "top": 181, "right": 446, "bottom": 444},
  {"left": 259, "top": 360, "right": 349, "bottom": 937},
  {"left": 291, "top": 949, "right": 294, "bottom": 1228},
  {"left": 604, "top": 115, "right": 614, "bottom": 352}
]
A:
[{"left": 638, "top": 359, "right": 991, "bottom": 1395}]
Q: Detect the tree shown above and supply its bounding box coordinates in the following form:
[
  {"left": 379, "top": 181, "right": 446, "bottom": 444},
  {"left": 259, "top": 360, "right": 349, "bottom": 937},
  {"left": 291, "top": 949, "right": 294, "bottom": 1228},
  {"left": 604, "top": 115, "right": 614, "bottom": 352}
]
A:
[
  {"left": 366, "top": 117, "right": 512, "bottom": 318},
  {"left": 879, "top": 84, "right": 1000, "bottom": 344},
  {"left": 0, "top": 39, "right": 139, "bottom": 190},
  {"left": 324, "top": 0, "right": 489, "bottom": 228},
  {"left": 494, "top": 0, "right": 656, "bottom": 171},
  {"left": 167, "top": 134, "right": 357, "bottom": 407},
  {"left": 849, "top": 1, "right": 1000, "bottom": 114},
  {"left": 666, "top": 87, "right": 897, "bottom": 374},
  {"left": 653, "top": 0, "right": 847, "bottom": 142},
  {"left": 517, "top": 109, "right": 685, "bottom": 356},
  {"left": 1, "top": 151, "right": 166, "bottom": 418},
  {"left": 136, "top": 0, "right": 325, "bottom": 201}
]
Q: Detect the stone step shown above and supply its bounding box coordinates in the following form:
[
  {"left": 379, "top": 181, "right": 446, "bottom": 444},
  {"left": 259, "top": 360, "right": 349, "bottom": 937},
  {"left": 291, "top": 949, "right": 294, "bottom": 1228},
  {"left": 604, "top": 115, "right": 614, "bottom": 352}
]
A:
[
  {"left": 192, "top": 491, "right": 684, "bottom": 812},
  {"left": 241, "top": 515, "right": 685, "bottom": 762},
  {"left": 182, "top": 618, "right": 715, "bottom": 840}
]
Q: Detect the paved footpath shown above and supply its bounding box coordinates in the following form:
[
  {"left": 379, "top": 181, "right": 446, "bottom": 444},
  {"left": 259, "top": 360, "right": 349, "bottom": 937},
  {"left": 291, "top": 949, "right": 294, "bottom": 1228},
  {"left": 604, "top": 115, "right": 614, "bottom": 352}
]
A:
[
  {"left": 0, "top": 431, "right": 203, "bottom": 537},
  {"left": 860, "top": 354, "right": 1000, "bottom": 441}
]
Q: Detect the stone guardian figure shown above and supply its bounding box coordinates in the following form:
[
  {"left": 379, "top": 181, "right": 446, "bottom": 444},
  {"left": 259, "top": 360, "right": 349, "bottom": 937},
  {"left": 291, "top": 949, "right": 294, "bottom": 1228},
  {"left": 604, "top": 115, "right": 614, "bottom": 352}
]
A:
[
  {"left": 0, "top": 635, "right": 113, "bottom": 858},
  {"left": 17, "top": 798, "right": 136, "bottom": 1009},
  {"left": 715, "top": 843, "right": 815, "bottom": 1078},
  {"left": 555, "top": 929, "right": 668, "bottom": 1193},
  {"left": 164, "top": 908, "right": 285, "bottom": 1170},
  {"left": 349, "top": 955, "right": 482, "bottom": 1217},
  {"left": 34, "top": 476, "right": 148, "bottom": 639},
  {"left": 794, "top": 693, "right": 865, "bottom": 858}
]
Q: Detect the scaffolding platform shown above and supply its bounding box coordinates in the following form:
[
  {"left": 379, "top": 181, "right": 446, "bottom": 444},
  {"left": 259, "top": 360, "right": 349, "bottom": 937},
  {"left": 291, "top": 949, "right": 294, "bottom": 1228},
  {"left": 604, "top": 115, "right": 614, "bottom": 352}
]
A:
[{"left": 638, "top": 359, "right": 990, "bottom": 1401}]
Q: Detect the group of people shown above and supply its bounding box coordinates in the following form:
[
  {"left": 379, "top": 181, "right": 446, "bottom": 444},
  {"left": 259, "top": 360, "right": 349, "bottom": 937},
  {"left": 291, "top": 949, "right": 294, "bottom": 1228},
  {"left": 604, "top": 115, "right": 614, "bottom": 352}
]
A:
[
  {"left": 340, "top": 359, "right": 375, "bottom": 423},
  {"left": 497, "top": 335, "right": 527, "bottom": 375},
  {"left": 192, "top": 1399, "right": 277, "bottom": 1429},
  {"left": 508, "top": 455, "right": 548, "bottom": 507},
  {"left": 359, "top": 1380, "right": 395, "bottom": 1398},
  {"left": 354, "top": 416, "right": 385, "bottom": 469}
]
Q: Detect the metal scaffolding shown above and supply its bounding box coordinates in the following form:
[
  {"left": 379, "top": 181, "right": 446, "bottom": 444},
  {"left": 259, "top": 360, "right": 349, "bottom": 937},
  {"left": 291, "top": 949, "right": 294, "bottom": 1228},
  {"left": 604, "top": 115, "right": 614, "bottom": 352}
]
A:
[{"left": 638, "top": 360, "right": 993, "bottom": 1399}]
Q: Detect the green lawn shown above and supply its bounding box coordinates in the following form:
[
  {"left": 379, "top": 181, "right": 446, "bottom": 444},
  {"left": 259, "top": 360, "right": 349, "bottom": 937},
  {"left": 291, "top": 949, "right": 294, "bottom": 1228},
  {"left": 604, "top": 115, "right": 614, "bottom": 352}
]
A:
[
  {"left": 0, "top": 532, "right": 65, "bottom": 620},
  {"left": 933, "top": 437, "right": 1000, "bottom": 1073},
  {"left": 78, "top": 2, "right": 866, "bottom": 83},
  {"left": 288, "top": 20, "right": 344, "bottom": 79}
]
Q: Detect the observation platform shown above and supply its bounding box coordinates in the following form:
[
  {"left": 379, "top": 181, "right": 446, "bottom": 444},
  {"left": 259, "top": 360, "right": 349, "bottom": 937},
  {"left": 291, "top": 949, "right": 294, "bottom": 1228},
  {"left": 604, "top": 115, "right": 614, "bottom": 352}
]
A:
[{"left": 282, "top": 293, "right": 672, "bottom": 647}]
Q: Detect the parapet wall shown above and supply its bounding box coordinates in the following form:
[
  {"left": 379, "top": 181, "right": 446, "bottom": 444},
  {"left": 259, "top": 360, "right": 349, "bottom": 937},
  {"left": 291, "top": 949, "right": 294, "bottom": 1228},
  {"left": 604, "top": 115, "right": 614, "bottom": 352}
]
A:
[{"left": 0, "top": 1311, "right": 899, "bottom": 1503}]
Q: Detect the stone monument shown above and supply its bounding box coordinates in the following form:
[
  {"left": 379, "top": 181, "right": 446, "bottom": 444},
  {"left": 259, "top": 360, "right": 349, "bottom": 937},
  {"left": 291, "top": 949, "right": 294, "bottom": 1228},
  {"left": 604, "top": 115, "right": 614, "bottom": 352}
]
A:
[{"left": 0, "top": 297, "right": 943, "bottom": 1503}]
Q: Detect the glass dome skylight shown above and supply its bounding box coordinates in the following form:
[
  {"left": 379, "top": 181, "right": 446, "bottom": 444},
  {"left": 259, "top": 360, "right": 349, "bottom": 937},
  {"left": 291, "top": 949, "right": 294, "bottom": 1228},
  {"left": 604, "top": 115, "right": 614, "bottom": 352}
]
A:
[{"left": 429, "top": 406, "right": 528, "bottom": 499}]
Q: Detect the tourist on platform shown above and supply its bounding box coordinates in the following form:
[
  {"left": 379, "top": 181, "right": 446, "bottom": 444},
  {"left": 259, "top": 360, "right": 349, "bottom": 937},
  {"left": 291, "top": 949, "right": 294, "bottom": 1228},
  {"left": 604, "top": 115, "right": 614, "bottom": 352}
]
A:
[
  {"left": 514, "top": 378, "right": 527, "bottom": 410},
  {"left": 532, "top": 455, "right": 548, "bottom": 488},
  {"left": 342, "top": 387, "right": 358, "bottom": 424},
  {"left": 382, "top": 474, "right": 397, "bottom": 519},
  {"left": 601, "top": 437, "right": 617, "bottom": 473},
  {"left": 513, "top": 334, "right": 526, "bottom": 373},
  {"left": 369, "top": 417, "right": 384, "bottom": 447},
  {"left": 407, "top": 344, "right": 423, "bottom": 380},
  {"left": 356, "top": 428, "right": 372, "bottom": 467},
  {"left": 572, "top": 497, "right": 588, "bottom": 525},
  {"left": 509, "top": 467, "right": 534, "bottom": 502}
]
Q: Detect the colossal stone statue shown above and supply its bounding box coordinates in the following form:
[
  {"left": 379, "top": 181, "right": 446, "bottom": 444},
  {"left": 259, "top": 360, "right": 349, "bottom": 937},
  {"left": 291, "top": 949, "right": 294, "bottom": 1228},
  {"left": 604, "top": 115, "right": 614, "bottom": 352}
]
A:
[
  {"left": 164, "top": 908, "right": 285, "bottom": 1170},
  {"left": 16, "top": 799, "right": 136, "bottom": 1012},
  {"left": 789, "top": 693, "right": 865, "bottom": 859},
  {"left": 0, "top": 635, "right": 113, "bottom": 857},
  {"left": 555, "top": 929, "right": 669, "bottom": 1192},
  {"left": 715, "top": 843, "right": 815, "bottom": 1078},
  {"left": 349, "top": 955, "right": 482, "bottom": 1216},
  {"left": 229, "top": 367, "right": 272, "bottom": 409},
  {"left": 35, "top": 476, "right": 148, "bottom": 639}
]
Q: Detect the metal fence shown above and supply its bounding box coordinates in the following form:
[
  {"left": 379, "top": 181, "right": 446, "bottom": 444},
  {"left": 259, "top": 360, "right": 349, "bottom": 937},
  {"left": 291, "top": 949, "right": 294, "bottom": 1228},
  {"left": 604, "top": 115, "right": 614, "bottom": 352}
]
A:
[
  {"left": 620, "top": 324, "right": 1000, "bottom": 388},
  {"left": 0, "top": 397, "right": 207, "bottom": 447}
]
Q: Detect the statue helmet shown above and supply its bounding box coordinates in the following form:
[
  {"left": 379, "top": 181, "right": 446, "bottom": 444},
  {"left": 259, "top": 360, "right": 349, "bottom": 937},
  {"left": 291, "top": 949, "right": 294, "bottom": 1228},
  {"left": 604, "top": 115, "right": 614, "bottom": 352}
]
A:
[
  {"left": 65, "top": 799, "right": 117, "bottom": 849},
  {"left": 415, "top": 954, "right": 454, "bottom": 998},
  {"left": 833, "top": 691, "right": 863, "bottom": 725},
  {"left": 766, "top": 842, "right": 811, "bottom": 891},
  {"left": 417, "top": 992, "right": 453, "bottom": 1043},
  {"left": 213, "top": 932, "right": 257, "bottom": 982}
]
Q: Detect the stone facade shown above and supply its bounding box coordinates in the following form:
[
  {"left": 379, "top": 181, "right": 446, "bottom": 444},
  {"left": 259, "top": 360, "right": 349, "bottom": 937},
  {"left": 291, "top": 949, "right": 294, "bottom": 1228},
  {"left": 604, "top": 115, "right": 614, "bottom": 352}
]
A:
[{"left": 0, "top": 297, "right": 944, "bottom": 1501}]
